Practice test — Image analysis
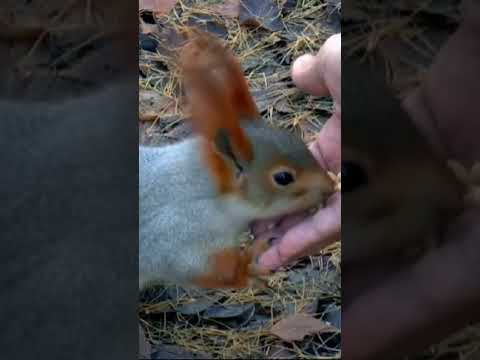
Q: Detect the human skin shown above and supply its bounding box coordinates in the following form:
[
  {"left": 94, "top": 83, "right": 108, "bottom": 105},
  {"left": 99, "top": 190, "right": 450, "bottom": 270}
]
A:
[
  {"left": 255, "top": 1, "right": 480, "bottom": 356},
  {"left": 253, "top": 34, "right": 341, "bottom": 271},
  {"left": 343, "top": 0, "right": 480, "bottom": 358}
]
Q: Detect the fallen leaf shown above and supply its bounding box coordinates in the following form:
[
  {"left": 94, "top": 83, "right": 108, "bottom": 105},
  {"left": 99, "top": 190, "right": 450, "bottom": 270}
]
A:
[
  {"left": 139, "top": 0, "right": 178, "bottom": 16},
  {"left": 212, "top": 0, "right": 241, "bottom": 18},
  {"left": 176, "top": 296, "right": 220, "bottom": 315},
  {"left": 186, "top": 13, "right": 228, "bottom": 38},
  {"left": 323, "top": 304, "right": 341, "bottom": 330},
  {"left": 270, "top": 313, "right": 335, "bottom": 342},
  {"left": 151, "top": 344, "right": 211, "bottom": 359},
  {"left": 203, "top": 303, "right": 255, "bottom": 319},
  {"left": 239, "top": 0, "right": 285, "bottom": 32}
]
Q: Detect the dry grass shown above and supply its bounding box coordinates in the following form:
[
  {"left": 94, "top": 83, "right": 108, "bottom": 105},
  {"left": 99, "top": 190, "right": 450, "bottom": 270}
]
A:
[
  {"left": 139, "top": 0, "right": 336, "bottom": 145},
  {"left": 139, "top": 249, "right": 340, "bottom": 359},
  {"left": 138, "top": 2, "right": 340, "bottom": 357},
  {"left": 342, "top": 0, "right": 461, "bottom": 98}
]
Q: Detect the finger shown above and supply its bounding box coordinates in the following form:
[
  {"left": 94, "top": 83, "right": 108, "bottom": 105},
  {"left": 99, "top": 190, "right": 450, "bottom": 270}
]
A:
[
  {"left": 251, "top": 207, "right": 313, "bottom": 238},
  {"left": 343, "top": 209, "right": 480, "bottom": 360},
  {"left": 310, "top": 112, "right": 341, "bottom": 173},
  {"left": 258, "top": 192, "right": 341, "bottom": 270},
  {"left": 252, "top": 211, "right": 311, "bottom": 250},
  {"left": 275, "top": 210, "right": 311, "bottom": 232},
  {"left": 292, "top": 34, "right": 341, "bottom": 99},
  {"left": 292, "top": 54, "right": 327, "bottom": 96},
  {"left": 319, "top": 33, "right": 341, "bottom": 104}
]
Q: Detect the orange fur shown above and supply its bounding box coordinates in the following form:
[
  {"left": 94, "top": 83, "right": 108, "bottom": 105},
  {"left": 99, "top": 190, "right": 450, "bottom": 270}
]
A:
[
  {"left": 191, "top": 247, "right": 252, "bottom": 289},
  {"left": 266, "top": 161, "right": 335, "bottom": 194},
  {"left": 179, "top": 28, "right": 260, "bottom": 193},
  {"left": 201, "top": 140, "right": 235, "bottom": 194},
  {"left": 296, "top": 168, "right": 335, "bottom": 194},
  {"left": 191, "top": 237, "right": 271, "bottom": 289}
]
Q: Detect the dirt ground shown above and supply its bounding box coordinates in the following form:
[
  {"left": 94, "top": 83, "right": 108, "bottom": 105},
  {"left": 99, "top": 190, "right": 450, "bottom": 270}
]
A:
[
  {"left": 0, "top": 0, "right": 135, "bottom": 100},
  {"left": 138, "top": 0, "right": 341, "bottom": 359},
  {"left": 139, "top": 1, "right": 480, "bottom": 359},
  {"left": 6, "top": 0, "right": 477, "bottom": 358}
]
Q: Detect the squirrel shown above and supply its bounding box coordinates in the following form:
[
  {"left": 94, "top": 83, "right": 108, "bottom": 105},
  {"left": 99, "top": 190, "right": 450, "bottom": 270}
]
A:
[{"left": 139, "top": 29, "right": 335, "bottom": 290}]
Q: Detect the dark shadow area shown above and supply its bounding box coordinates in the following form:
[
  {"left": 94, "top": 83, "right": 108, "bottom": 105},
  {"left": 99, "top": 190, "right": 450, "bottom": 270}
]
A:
[
  {"left": 342, "top": 0, "right": 480, "bottom": 359},
  {"left": 0, "top": 1, "right": 139, "bottom": 359}
]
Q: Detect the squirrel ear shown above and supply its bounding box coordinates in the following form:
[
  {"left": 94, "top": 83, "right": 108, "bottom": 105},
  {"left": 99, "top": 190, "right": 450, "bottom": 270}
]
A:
[
  {"left": 180, "top": 28, "right": 260, "bottom": 122},
  {"left": 179, "top": 28, "right": 258, "bottom": 192},
  {"left": 179, "top": 28, "right": 258, "bottom": 163},
  {"left": 213, "top": 129, "right": 248, "bottom": 174}
]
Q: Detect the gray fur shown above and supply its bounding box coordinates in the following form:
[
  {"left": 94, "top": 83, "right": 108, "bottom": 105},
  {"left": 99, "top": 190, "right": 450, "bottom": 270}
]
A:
[{"left": 139, "top": 121, "right": 325, "bottom": 289}]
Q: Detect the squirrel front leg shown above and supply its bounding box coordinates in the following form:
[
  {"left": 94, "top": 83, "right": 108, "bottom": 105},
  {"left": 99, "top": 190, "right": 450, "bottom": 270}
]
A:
[{"left": 191, "top": 237, "right": 271, "bottom": 289}]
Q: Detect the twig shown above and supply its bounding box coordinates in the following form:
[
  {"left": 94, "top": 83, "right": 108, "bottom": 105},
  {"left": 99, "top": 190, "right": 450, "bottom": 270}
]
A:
[
  {"left": 49, "top": 29, "right": 108, "bottom": 68},
  {"left": 18, "top": 0, "right": 80, "bottom": 67},
  {"left": 0, "top": 20, "right": 45, "bottom": 41}
]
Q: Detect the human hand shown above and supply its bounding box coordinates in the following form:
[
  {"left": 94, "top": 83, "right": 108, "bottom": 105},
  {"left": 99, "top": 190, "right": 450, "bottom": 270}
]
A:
[
  {"left": 252, "top": 34, "right": 341, "bottom": 271},
  {"left": 343, "top": 1, "right": 480, "bottom": 358}
]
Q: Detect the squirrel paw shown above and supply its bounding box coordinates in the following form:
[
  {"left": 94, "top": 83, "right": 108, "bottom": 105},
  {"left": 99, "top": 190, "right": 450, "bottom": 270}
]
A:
[{"left": 191, "top": 237, "right": 272, "bottom": 289}]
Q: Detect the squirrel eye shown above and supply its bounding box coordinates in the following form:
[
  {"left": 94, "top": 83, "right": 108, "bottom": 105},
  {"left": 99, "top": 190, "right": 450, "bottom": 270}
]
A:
[
  {"left": 273, "top": 171, "right": 295, "bottom": 187},
  {"left": 342, "top": 161, "right": 368, "bottom": 193}
]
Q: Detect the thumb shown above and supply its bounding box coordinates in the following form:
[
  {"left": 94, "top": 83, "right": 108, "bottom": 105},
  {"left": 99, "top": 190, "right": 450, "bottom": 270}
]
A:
[
  {"left": 292, "top": 33, "right": 341, "bottom": 100},
  {"left": 258, "top": 192, "right": 341, "bottom": 270}
]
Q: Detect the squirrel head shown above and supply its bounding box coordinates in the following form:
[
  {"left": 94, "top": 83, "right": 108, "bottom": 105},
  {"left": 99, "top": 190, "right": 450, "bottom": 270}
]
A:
[{"left": 178, "top": 28, "right": 334, "bottom": 219}]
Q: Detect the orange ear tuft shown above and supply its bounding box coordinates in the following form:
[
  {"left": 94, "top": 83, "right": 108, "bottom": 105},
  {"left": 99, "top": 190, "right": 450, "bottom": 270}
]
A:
[
  {"left": 178, "top": 29, "right": 259, "bottom": 192},
  {"left": 179, "top": 28, "right": 259, "bottom": 122}
]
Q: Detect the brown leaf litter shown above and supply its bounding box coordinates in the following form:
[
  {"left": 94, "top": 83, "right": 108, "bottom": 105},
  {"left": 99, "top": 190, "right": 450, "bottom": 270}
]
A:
[
  {"left": 270, "top": 313, "right": 337, "bottom": 342},
  {"left": 138, "top": 1, "right": 340, "bottom": 358}
]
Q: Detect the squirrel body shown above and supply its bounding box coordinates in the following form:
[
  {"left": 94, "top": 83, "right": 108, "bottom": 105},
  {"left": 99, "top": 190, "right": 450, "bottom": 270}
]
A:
[
  {"left": 140, "top": 102, "right": 333, "bottom": 289},
  {"left": 139, "top": 29, "right": 334, "bottom": 289}
]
